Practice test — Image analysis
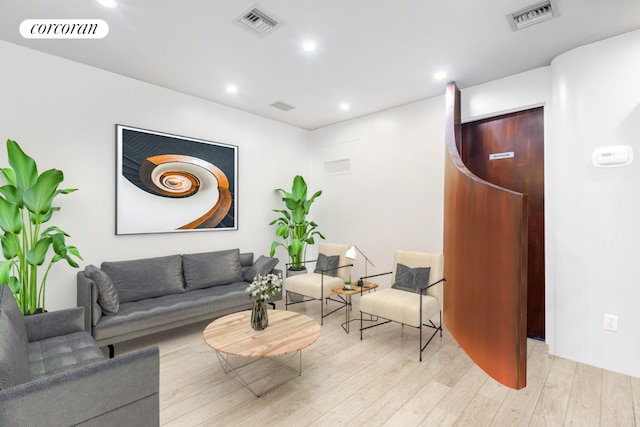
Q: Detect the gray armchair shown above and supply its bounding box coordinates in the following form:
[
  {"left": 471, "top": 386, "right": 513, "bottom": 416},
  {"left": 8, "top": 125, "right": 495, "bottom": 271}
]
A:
[{"left": 0, "top": 284, "right": 159, "bottom": 426}]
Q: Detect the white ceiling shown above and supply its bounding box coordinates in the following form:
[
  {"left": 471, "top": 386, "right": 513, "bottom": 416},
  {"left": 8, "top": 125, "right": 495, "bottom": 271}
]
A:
[{"left": 2, "top": 0, "right": 640, "bottom": 130}]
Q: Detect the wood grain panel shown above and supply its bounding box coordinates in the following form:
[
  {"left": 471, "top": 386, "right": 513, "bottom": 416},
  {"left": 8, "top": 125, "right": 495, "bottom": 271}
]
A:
[
  {"left": 443, "top": 82, "right": 528, "bottom": 390},
  {"left": 462, "top": 109, "right": 545, "bottom": 339}
]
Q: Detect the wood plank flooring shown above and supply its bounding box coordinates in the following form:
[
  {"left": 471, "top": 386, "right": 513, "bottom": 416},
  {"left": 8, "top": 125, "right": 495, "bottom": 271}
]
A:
[{"left": 110, "top": 299, "right": 640, "bottom": 426}]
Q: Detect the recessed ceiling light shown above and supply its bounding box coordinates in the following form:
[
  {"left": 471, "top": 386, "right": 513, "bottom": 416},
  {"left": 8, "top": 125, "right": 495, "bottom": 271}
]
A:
[
  {"left": 302, "top": 42, "right": 317, "bottom": 52},
  {"left": 339, "top": 103, "right": 350, "bottom": 111},
  {"left": 226, "top": 85, "right": 238, "bottom": 94},
  {"left": 97, "top": 0, "right": 117, "bottom": 8},
  {"left": 434, "top": 71, "right": 448, "bottom": 80}
]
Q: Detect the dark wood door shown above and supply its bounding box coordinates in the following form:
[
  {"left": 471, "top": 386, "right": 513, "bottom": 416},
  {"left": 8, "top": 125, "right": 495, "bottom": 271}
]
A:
[{"left": 461, "top": 107, "right": 545, "bottom": 340}]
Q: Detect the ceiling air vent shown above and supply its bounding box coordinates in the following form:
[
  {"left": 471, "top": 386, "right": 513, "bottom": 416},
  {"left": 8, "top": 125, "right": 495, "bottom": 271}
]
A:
[
  {"left": 507, "top": 0, "right": 557, "bottom": 31},
  {"left": 270, "top": 101, "right": 295, "bottom": 112},
  {"left": 235, "top": 6, "right": 281, "bottom": 37}
]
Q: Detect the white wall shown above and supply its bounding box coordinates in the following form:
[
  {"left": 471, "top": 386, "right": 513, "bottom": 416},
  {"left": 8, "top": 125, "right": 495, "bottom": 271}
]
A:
[
  {"left": 549, "top": 29, "right": 640, "bottom": 377},
  {"left": 0, "top": 40, "right": 311, "bottom": 311},
  {"left": 309, "top": 97, "right": 446, "bottom": 284}
]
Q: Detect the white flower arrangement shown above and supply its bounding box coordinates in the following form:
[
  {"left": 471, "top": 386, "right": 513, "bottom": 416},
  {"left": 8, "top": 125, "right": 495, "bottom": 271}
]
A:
[{"left": 246, "top": 273, "right": 283, "bottom": 302}]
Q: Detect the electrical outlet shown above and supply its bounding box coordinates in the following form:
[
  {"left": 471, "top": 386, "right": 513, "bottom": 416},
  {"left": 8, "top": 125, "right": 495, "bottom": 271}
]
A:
[{"left": 604, "top": 313, "right": 618, "bottom": 332}]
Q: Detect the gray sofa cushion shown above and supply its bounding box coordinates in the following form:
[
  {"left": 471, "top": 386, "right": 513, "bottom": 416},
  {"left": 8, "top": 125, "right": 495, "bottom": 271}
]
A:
[
  {"left": 0, "top": 311, "right": 32, "bottom": 389},
  {"left": 0, "top": 286, "right": 30, "bottom": 389},
  {"left": 183, "top": 249, "right": 243, "bottom": 290},
  {"left": 102, "top": 255, "right": 185, "bottom": 303},
  {"left": 243, "top": 255, "right": 279, "bottom": 282},
  {"left": 28, "top": 331, "right": 105, "bottom": 380},
  {"left": 84, "top": 264, "right": 119, "bottom": 314},
  {"left": 0, "top": 285, "right": 28, "bottom": 346},
  {"left": 92, "top": 282, "right": 251, "bottom": 342}
]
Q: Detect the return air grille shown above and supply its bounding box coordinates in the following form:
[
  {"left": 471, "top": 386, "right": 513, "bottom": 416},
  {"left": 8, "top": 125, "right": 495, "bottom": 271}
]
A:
[
  {"left": 507, "top": 1, "right": 557, "bottom": 31},
  {"left": 235, "top": 6, "right": 281, "bottom": 37},
  {"left": 270, "top": 101, "right": 295, "bottom": 111}
]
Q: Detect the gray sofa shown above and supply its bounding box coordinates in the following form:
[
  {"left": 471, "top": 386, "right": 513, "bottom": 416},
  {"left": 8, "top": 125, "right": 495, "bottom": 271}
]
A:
[
  {"left": 77, "top": 248, "right": 280, "bottom": 356},
  {"left": 0, "top": 284, "right": 159, "bottom": 426}
]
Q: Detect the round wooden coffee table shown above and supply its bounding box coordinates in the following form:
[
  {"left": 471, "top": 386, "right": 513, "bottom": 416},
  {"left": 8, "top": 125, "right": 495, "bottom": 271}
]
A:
[{"left": 203, "top": 309, "right": 320, "bottom": 397}]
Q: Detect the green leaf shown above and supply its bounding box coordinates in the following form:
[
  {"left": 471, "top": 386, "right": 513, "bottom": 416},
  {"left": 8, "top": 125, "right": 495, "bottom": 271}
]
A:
[
  {"left": 7, "top": 276, "right": 21, "bottom": 295},
  {"left": 66, "top": 245, "right": 82, "bottom": 260},
  {"left": 1, "top": 167, "right": 17, "bottom": 187},
  {"left": 291, "top": 205, "right": 306, "bottom": 224},
  {"left": 0, "top": 198, "right": 23, "bottom": 234},
  {"left": 269, "top": 241, "right": 281, "bottom": 257},
  {"left": 291, "top": 175, "right": 307, "bottom": 201},
  {"left": 6, "top": 139, "right": 38, "bottom": 191},
  {"left": 0, "top": 184, "right": 23, "bottom": 206},
  {"left": 42, "top": 225, "right": 70, "bottom": 237},
  {"left": 26, "top": 237, "right": 52, "bottom": 266},
  {"left": 62, "top": 254, "right": 80, "bottom": 268},
  {"left": 55, "top": 187, "right": 78, "bottom": 196},
  {"left": 24, "top": 168, "right": 63, "bottom": 215},
  {"left": 51, "top": 232, "right": 66, "bottom": 252},
  {"left": 281, "top": 196, "right": 299, "bottom": 212},
  {"left": 289, "top": 239, "right": 303, "bottom": 258},
  {"left": 275, "top": 224, "right": 289, "bottom": 237},
  {"left": 0, "top": 260, "right": 13, "bottom": 285},
  {"left": 1, "top": 233, "right": 21, "bottom": 259}
]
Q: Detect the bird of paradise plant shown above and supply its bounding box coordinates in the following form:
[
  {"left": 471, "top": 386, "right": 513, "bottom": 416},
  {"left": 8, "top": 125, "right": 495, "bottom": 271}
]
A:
[
  {"left": 0, "top": 139, "right": 82, "bottom": 314},
  {"left": 269, "top": 175, "right": 324, "bottom": 270}
]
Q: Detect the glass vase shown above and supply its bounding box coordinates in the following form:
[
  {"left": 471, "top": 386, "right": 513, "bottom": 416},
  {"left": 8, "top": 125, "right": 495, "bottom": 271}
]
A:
[{"left": 251, "top": 299, "right": 269, "bottom": 331}]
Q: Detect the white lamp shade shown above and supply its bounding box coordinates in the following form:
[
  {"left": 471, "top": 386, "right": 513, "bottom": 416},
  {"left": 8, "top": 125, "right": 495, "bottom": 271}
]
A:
[{"left": 345, "top": 246, "right": 357, "bottom": 260}]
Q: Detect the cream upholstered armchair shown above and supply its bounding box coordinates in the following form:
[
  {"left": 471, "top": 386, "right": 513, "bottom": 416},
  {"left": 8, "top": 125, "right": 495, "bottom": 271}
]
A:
[
  {"left": 359, "top": 250, "right": 445, "bottom": 361},
  {"left": 284, "top": 242, "right": 352, "bottom": 325}
]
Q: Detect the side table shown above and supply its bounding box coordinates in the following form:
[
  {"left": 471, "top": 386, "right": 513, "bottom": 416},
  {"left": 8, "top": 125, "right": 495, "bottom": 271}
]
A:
[{"left": 330, "top": 281, "right": 378, "bottom": 333}]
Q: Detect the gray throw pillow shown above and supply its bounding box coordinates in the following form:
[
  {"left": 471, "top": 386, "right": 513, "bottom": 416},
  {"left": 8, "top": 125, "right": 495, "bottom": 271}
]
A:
[
  {"left": 91, "top": 285, "right": 103, "bottom": 327},
  {"left": 84, "top": 264, "right": 119, "bottom": 314},
  {"left": 243, "top": 255, "right": 279, "bottom": 282},
  {"left": 392, "top": 263, "right": 431, "bottom": 294},
  {"left": 183, "top": 249, "right": 243, "bottom": 290},
  {"left": 239, "top": 252, "right": 254, "bottom": 268},
  {"left": 314, "top": 253, "right": 339, "bottom": 277}
]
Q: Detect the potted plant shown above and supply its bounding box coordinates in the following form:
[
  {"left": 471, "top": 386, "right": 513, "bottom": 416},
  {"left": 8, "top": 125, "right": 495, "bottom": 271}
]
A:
[
  {"left": 0, "top": 139, "right": 82, "bottom": 315},
  {"left": 269, "top": 175, "right": 325, "bottom": 272}
]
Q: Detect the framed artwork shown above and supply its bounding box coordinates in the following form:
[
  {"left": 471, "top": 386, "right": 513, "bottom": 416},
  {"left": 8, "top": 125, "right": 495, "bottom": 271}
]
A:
[{"left": 116, "top": 125, "right": 238, "bottom": 234}]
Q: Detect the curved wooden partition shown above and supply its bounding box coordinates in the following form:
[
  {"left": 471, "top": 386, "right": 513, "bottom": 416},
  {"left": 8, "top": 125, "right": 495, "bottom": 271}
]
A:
[{"left": 443, "top": 82, "right": 528, "bottom": 390}]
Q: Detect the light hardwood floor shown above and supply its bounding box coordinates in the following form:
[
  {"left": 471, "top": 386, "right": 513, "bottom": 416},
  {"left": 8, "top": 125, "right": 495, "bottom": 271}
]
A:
[{"left": 112, "top": 299, "right": 640, "bottom": 426}]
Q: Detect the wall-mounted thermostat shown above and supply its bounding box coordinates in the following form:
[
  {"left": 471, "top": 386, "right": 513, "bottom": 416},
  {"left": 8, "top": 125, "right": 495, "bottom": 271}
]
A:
[{"left": 592, "top": 145, "right": 633, "bottom": 168}]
